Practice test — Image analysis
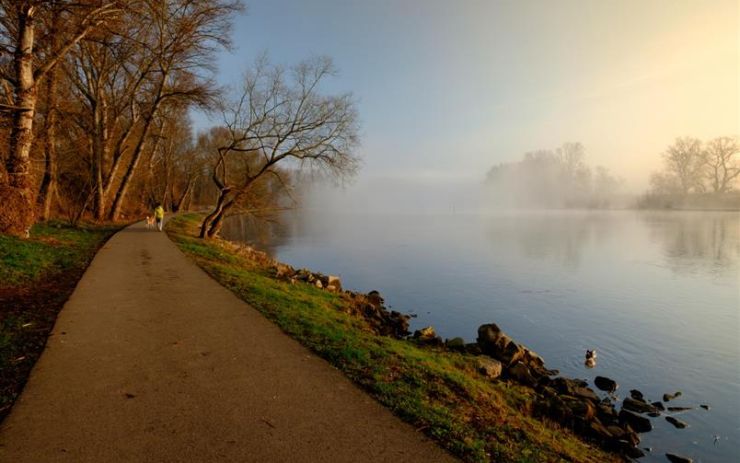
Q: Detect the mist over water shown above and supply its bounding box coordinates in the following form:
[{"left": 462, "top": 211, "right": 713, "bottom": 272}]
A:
[{"left": 223, "top": 185, "right": 739, "bottom": 462}]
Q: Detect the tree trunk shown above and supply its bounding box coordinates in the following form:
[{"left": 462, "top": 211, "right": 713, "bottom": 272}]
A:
[
  {"left": 37, "top": 70, "right": 58, "bottom": 221},
  {"left": 108, "top": 111, "right": 158, "bottom": 221},
  {"left": 92, "top": 95, "right": 111, "bottom": 220},
  {"left": 206, "top": 199, "right": 234, "bottom": 238},
  {"left": 183, "top": 180, "right": 195, "bottom": 211},
  {"left": 200, "top": 188, "right": 230, "bottom": 238},
  {"left": 173, "top": 178, "right": 193, "bottom": 213},
  {"left": 108, "top": 77, "right": 167, "bottom": 222},
  {"left": 2, "top": 9, "right": 37, "bottom": 237},
  {"left": 36, "top": 10, "right": 62, "bottom": 222}
]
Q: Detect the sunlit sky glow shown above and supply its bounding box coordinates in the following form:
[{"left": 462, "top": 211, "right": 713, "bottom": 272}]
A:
[{"left": 192, "top": 0, "right": 739, "bottom": 191}]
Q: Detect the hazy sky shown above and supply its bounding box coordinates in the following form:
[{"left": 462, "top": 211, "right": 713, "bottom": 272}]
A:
[{"left": 193, "top": 0, "right": 738, "bottom": 192}]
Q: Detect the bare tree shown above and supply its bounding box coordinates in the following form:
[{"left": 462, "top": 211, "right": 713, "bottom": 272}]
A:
[
  {"left": 59, "top": 0, "right": 240, "bottom": 221},
  {"left": 702, "top": 136, "right": 740, "bottom": 193},
  {"left": 200, "top": 57, "right": 360, "bottom": 238},
  {"left": 36, "top": 4, "right": 63, "bottom": 220},
  {"left": 106, "top": 0, "right": 241, "bottom": 221},
  {"left": 0, "top": 0, "right": 119, "bottom": 236},
  {"left": 663, "top": 137, "right": 705, "bottom": 195}
]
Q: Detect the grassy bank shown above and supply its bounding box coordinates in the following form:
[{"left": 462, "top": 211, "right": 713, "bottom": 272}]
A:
[
  {"left": 0, "top": 221, "right": 119, "bottom": 421},
  {"left": 167, "top": 214, "right": 619, "bottom": 463}
]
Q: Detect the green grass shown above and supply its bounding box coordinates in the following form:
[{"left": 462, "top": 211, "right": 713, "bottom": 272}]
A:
[
  {"left": 0, "top": 220, "right": 119, "bottom": 419},
  {"left": 0, "top": 221, "right": 117, "bottom": 286},
  {"left": 167, "top": 214, "right": 620, "bottom": 463}
]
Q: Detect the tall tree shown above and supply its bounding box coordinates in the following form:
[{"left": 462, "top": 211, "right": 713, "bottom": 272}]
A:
[
  {"left": 106, "top": 0, "right": 241, "bottom": 221},
  {"left": 663, "top": 137, "right": 705, "bottom": 195},
  {"left": 35, "top": 5, "right": 62, "bottom": 220}
]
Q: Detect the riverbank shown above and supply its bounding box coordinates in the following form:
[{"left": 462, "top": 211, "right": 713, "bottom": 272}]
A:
[
  {"left": 0, "top": 221, "right": 119, "bottom": 421},
  {"left": 167, "top": 213, "right": 621, "bottom": 463}
]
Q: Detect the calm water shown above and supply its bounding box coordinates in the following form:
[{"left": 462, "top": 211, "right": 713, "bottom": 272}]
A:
[{"left": 223, "top": 210, "right": 740, "bottom": 462}]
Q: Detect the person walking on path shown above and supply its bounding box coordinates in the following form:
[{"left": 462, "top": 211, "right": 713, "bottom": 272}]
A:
[{"left": 154, "top": 205, "right": 165, "bottom": 231}]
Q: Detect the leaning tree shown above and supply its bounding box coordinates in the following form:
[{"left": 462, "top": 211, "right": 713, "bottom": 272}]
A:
[{"left": 200, "top": 57, "right": 360, "bottom": 239}]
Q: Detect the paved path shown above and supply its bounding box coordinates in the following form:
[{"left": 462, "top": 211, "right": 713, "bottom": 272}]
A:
[{"left": 0, "top": 222, "right": 456, "bottom": 462}]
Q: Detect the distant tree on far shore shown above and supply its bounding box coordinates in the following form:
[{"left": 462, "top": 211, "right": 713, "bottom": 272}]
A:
[
  {"left": 649, "top": 136, "right": 739, "bottom": 195},
  {"left": 484, "top": 142, "right": 622, "bottom": 209},
  {"left": 640, "top": 136, "right": 740, "bottom": 210},
  {"left": 703, "top": 136, "right": 740, "bottom": 193}
]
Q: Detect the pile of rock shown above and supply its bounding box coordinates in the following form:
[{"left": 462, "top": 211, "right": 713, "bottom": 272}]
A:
[
  {"left": 259, "top": 249, "right": 701, "bottom": 461},
  {"left": 270, "top": 261, "right": 411, "bottom": 338},
  {"left": 345, "top": 290, "right": 411, "bottom": 338},
  {"left": 436, "top": 322, "right": 649, "bottom": 458},
  {"left": 273, "top": 264, "right": 345, "bottom": 293},
  {"left": 226, "top": 241, "right": 275, "bottom": 267}
]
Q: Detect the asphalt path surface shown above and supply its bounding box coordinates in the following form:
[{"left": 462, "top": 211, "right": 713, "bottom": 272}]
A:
[{"left": 0, "top": 221, "right": 456, "bottom": 462}]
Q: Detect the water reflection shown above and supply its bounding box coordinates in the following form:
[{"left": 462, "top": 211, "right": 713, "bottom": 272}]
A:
[
  {"left": 483, "top": 212, "right": 618, "bottom": 270},
  {"left": 481, "top": 211, "right": 739, "bottom": 278},
  {"left": 641, "top": 212, "right": 740, "bottom": 279},
  {"left": 220, "top": 214, "right": 289, "bottom": 255}
]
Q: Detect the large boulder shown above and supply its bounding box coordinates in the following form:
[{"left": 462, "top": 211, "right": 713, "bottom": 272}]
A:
[
  {"left": 367, "top": 290, "right": 384, "bottom": 307},
  {"left": 522, "top": 348, "right": 545, "bottom": 369},
  {"left": 571, "top": 386, "right": 600, "bottom": 402},
  {"left": 273, "top": 263, "right": 295, "bottom": 279},
  {"left": 327, "top": 275, "right": 342, "bottom": 292},
  {"left": 618, "top": 409, "right": 653, "bottom": 433},
  {"left": 508, "top": 361, "right": 536, "bottom": 386},
  {"left": 445, "top": 337, "right": 465, "bottom": 352},
  {"left": 477, "top": 324, "right": 509, "bottom": 356},
  {"left": 587, "top": 419, "right": 613, "bottom": 440},
  {"left": 477, "top": 324, "right": 527, "bottom": 366},
  {"left": 622, "top": 397, "right": 660, "bottom": 415},
  {"left": 561, "top": 395, "right": 596, "bottom": 421},
  {"left": 464, "top": 343, "right": 483, "bottom": 355},
  {"left": 551, "top": 377, "right": 588, "bottom": 396},
  {"left": 594, "top": 376, "right": 618, "bottom": 393},
  {"left": 477, "top": 356, "right": 503, "bottom": 379}
]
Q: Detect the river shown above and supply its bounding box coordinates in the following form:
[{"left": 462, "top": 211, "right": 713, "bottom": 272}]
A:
[{"left": 222, "top": 209, "right": 739, "bottom": 462}]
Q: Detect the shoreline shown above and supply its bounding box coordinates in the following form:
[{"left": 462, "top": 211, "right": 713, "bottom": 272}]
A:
[
  {"left": 168, "top": 213, "right": 630, "bottom": 462},
  {"left": 215, "top": 210, "right": 725, "bottom": 463}
]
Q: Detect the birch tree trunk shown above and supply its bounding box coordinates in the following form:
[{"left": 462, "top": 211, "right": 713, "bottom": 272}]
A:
[{"left": 3, "top": 8, "right": 37, "bottom": 236}]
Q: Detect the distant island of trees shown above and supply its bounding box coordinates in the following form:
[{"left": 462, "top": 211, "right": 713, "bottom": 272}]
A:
[
  {"left": 485, "top": 137, "right": 740, "bottom": 211},
  {"left": 485, "top": 142, "right": 623, "bottom": 209}
]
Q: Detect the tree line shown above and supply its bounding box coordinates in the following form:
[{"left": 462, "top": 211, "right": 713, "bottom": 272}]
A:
[
  {"left": 0, "top": 1, "right": 359, "bottom": 239},
  {"left": 649, "top": 136, "right": 739, "bottom": 195}
]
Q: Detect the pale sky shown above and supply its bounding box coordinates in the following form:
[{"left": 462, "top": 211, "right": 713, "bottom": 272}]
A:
[{"left": 192, "top": 0, "right": 739, "bottom": 192}]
